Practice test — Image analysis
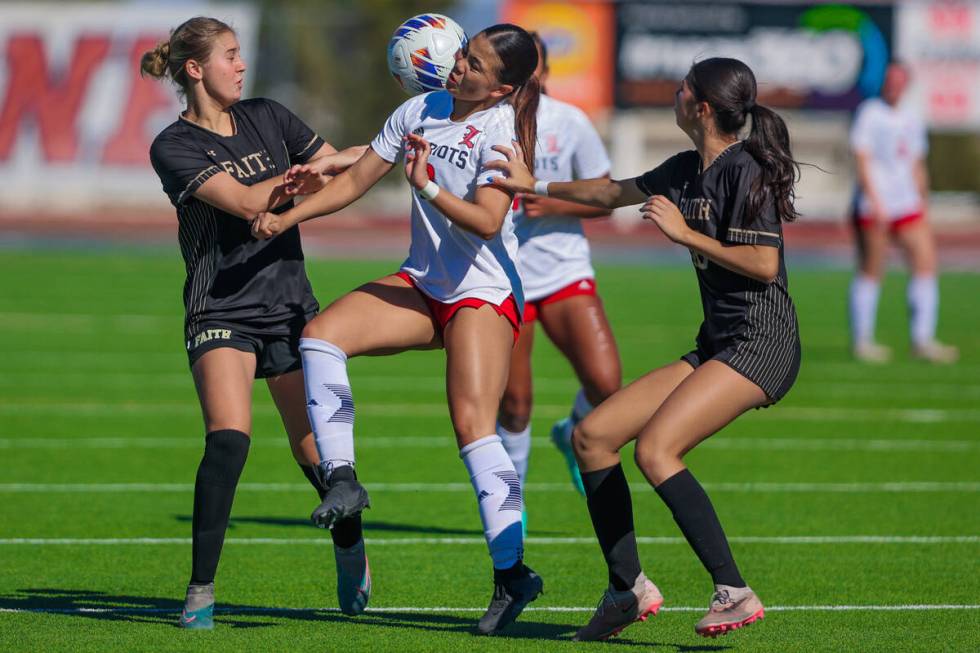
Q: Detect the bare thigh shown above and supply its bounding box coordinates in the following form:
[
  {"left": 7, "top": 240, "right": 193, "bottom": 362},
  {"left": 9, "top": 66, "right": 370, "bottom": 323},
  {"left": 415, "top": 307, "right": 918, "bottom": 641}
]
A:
[
  {"left": 539, "top": 294, "right": 622, "bottom": 404},
  {"left": 854, "top": 222, "right": 889, "bottom": 279},
  {"left": 191, "top": 347, "right": 257, "bottom": 434},
  {"left": 893, "top": 219, "right": 937, "bottom": 276},
  {"left": 498, "top": 321, "right": 535, "bottom": 432},
  {"left": 573, "top": 359, "right": 694, "bottom": 472},
  {"left": 266, "top": 368, "right": 316, "bottom": 465},
  {"left": 303, "top": 274, "right": 441, "bottom": 356},
  {"left": 444, "top": 305, "right": 515, "bottom": 448},
  {"left": 634, "top": 360, "right": 769, "bottom": 485}
]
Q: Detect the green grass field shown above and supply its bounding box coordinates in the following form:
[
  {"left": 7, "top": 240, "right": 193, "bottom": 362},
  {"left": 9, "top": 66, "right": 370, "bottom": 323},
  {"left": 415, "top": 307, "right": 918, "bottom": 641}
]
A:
[{"left": 0, "top": 251, "right": 978, "bottom": 652}]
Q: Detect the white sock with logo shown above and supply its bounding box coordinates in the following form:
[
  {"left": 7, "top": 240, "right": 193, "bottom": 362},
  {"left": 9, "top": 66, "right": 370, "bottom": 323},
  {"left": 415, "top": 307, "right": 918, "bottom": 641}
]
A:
[
  {"left": 460, "top": 435, "right": 523, "bottom": 570},
  {"left": 299, "top": 338, "right": 355, "bottom": 474},
  {"left": 849, "top": 275, "right": 881, "bottom": 345},
  {"left": 907, "top": 275, "right": 939, "bottom": 346},
  {"left": 496, "top": 422, "right": 531, "bottom": 485}
]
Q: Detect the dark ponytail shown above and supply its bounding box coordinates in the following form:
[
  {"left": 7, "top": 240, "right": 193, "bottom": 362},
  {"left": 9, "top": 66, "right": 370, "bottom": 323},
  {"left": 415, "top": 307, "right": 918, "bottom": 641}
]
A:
[
  {"left": 744, "top": 103, "right": 800, "bottom": 222},
  {"left": 482, "top": 24, "right": 540, "bottom": 171},
  {"left": 687, "top": 57, "right": 801, "bottom": 222}
]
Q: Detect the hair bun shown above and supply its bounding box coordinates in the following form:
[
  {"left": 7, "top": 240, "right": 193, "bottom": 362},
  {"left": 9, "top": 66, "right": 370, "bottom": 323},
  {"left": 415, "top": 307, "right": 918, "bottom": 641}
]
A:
[{"left": 140, "top": 40, "right": 170, "bottom": 78}]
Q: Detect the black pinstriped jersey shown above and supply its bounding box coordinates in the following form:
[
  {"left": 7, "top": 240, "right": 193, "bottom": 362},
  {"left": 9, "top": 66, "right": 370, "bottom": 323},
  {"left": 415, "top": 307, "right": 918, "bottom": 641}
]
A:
[
  {"left": 150, "top": 98, "right": 323, "bottom": 339},
  {"left": 636, "top": 142, "right": 799, "bottom": 355}
]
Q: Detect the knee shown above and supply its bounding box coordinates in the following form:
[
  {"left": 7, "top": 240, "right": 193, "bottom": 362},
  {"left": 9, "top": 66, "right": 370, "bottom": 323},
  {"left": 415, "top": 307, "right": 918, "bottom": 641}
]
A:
[
  {"left": 633, "top": 438, "right": 678, "bottom": 481},
  {"left": 571, "top": 419, "right": 607, "bottom": 463},
  {"left": 498, "top": 391, "right": 532, "bottom": 432}
]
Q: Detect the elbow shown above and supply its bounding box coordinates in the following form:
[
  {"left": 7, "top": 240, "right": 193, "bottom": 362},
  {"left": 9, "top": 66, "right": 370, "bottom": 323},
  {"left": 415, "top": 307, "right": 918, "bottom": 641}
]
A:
[
  {"left": 758, "top": 264, "right": 779, "bottom": 284},
  {"left": 477, "top": 225, "right": 499, "bottom": 241},
  {"left": 476, "top": 215, "right": 504, "bottom": 240}
]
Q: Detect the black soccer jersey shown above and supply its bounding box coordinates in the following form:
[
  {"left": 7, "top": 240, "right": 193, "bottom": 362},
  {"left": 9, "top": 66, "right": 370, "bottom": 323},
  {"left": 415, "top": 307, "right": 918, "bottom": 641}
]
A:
[
  {"left": 636, "top": 143, "right": 800, "bottom": 360},
  {"left": 150, "top": 98, "right": 324, "bottom": 339}
]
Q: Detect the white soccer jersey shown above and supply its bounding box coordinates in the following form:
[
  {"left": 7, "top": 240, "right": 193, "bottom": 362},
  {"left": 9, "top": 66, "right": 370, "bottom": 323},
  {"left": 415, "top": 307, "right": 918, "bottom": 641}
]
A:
[
  {"left": 371, "top": 91, "right": 523, "bottom": 308},
  {"left": 850, "top": 98, "right": 928, "bottom": 219},
  {"left": 514, "top": 94, "right": 611, "bottom": 302}
]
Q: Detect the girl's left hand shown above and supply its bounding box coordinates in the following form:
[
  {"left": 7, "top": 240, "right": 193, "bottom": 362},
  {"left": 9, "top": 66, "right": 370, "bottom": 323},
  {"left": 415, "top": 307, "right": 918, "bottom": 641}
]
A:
[
  {"left": 640, "top": 195, "right": 692, "bottom": 244},
  {"left": 403, "top": 133, "right": 433, "bottom": 190},
  {"left": 251, "top": 211, "right": 286, "bottom": 240}
]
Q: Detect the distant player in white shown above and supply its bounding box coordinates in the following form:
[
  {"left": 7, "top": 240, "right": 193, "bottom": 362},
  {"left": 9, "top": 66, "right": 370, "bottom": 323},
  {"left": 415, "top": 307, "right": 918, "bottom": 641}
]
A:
[
  {"left": 496, "top": 33, "right": 621, "bottom": 508},
  {"left": 849, "top": 61, "right": 957, "bottom": 363},
  {"left": 252, "top": 24, "right": 544, "bottom": 634}
]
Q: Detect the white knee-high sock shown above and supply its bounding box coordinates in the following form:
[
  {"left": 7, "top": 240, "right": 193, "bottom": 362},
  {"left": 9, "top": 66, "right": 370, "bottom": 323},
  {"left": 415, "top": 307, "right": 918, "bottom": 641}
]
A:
[
  {"left": 299, "top": 338, "right": 355, "bottom": 476},
  {"left": 571, "top": 388, "right": 594, "bottom": 425},
  {"left": 849, "top": 275, "right": 881, "bottom": 345},
  {"left": 460, "top": 435, "right": 524, "bottom": 569},
  {"left": 908, "top": 275, "right": 939, "bottom": 346},
  {"left": 496, "top": 423, "right": 531, "bottom": 485}
]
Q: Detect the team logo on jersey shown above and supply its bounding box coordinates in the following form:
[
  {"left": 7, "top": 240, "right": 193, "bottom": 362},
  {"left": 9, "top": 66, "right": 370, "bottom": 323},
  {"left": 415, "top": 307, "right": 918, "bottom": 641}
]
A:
[
  {"left": 545, "top": 133, "right": 560, "bottom": 154},
  {"left": 458, "top": 125, "right": 480, "bottom": 149},
  {"left": 206, "top": 149, "right": 217, "bottom": 157},
  {"left": 412, "top": 126, "right": 425, "bottom": 136}
]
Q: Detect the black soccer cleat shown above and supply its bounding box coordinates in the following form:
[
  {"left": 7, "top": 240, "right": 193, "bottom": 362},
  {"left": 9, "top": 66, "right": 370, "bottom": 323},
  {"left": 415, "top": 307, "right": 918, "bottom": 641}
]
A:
[
  {"left": 311, "top": 464, "right": 370, "bottom": 530},
  {"left": 476, "top": 563, "right": 544, "bottom": 635}
]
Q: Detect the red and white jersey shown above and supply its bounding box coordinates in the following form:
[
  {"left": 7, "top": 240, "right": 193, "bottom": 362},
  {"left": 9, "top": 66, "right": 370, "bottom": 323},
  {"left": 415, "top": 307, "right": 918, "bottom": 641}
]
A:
[
  {"left": 515, "top": 94, "right": 611, "bottom": 302},
  {"left": 850, "top": 98, "right": 928, "bottom": 219},
  {"left": 371, "top": 91, "right": 522, "bottom": 308}
]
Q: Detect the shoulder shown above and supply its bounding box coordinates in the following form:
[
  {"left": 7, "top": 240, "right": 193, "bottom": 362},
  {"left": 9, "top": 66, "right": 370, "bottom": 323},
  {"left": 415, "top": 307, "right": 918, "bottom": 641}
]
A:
[
  {"left": 233, "top": 97, "right": 282, "bottom": 119},
  {"left": 403, "top": 90, "right": 449, "bottom": 120},
  {"left": 716, "top": 145, "right": 762, "bottom": 188},
  {"left": 149, "top": 120, "right": 194, "bottom": 161}
]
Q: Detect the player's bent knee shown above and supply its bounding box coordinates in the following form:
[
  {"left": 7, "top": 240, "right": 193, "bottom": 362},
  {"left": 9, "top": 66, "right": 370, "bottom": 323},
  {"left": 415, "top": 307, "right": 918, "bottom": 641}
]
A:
[
  {"left": 572, "top": 421, "right": 608, "bottom": 462},
  {"left": 633, "top": 440, "right": 678, "bottom": 480}
]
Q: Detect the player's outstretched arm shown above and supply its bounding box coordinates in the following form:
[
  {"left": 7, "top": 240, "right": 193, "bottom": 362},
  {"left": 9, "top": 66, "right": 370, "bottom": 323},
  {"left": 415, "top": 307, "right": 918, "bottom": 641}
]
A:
[
  {"left": 486, "top": 144, "right": 648, "bottom": 210},
  {"left": 193, "top": 171, "right": 296, "bottom": 220},
  {"left": 252, "top": 148, "right": 393, "bottom": 239},
  {"left": 519, "top": 175, "right": 612, "bottom": 220},
  {"left": 404, "top": 133, "right": 511, "bottom": 240}
]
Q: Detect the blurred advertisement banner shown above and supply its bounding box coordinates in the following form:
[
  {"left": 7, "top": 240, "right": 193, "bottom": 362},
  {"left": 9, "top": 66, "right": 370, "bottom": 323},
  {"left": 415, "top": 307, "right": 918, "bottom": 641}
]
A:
[
  {"left": 615, "top": 2, "right": 893, "bottom": 110},
  {"left": 0, "top": 3, "right": 257, "bottom": 212},
  {"left": 501, "top": 0, "right": 614, "bottom": 117},
  {"left": 898, "top": 0, "right": 980, "bottom": 130}
]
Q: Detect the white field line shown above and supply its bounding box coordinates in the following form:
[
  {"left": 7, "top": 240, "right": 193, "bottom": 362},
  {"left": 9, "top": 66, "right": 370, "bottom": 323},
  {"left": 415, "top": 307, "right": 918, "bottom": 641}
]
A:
[
  {"left": 0, "top": 535, "right": 976, "bottom": 546},
  {"left": 0, "top": 436, "right": 974, "bottom": 453},
  {"left": 0, "top": 481, "right": 977, "bottom": 494},
  {"left": 3, "top": 372, "right": 980, "bottom": 400},
  {"left": 1, "top": 401, "right": 979, "bottom": 422},
  {"left": 0, "top": 604, "right": 977, "bottom": 615}
]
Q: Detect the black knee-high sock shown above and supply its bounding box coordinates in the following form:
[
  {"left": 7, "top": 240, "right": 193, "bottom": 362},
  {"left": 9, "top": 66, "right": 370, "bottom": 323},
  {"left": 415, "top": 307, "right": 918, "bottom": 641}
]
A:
[
  {"left": 581, "top": 463, "right": 642, "bottom": 591},
  {"left": 655, "top": 468, "right": 745, "bottom": 588},
  {"left": 300, "top": 464, "right": 363, "bottom": 549},
  {"left": 190, "top": 429, "right": 250, "bottom": 585}
]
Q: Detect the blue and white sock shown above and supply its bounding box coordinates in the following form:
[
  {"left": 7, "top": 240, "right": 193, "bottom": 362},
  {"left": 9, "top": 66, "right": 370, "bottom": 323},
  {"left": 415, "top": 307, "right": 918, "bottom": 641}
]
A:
[
  {"left": 299, "top": 338, "right": 355, "bottom": 479},
  {"left": 907, "top": 275, "right": 939, "bottom": 346},
  {"left": 496, "top": 422, "right": 531, "bottom": 485},
  {"left": 460, "top": 435, "right": 524, "bottom": 570},
  {"left": 571, "top": 389, "right": 594, "bottom": 426}
]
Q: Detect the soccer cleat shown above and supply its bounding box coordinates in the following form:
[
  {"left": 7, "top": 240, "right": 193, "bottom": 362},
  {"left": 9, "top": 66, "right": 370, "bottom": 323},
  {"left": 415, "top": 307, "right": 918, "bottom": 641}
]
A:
[
  {"left": 549, "top": 417, "right": 585, "bottom": 496},
  {"left": 573, "top": 572, "right": 663, "bottom": 641},
  {"left": 311, "top": 464, "right": 370, "bottom": 530},
  {"left": 179, "top": 582, "right": 214, "bottom": 630},
  {"left": 334, "top": 539, "right": 371, "bottom": 616},
  {"left": 912, "top": 340, "right": 959, "bottom": 364},
  {"left": 477, "top": 563, "right": 544, "bottom": 635},
  {"left": 852, "top": 341, "right": 892, "bottom": 364},
  {"left": 521, "top": 508, "right": 527, "bottom": 538},
  {"left": 695, "top": 585, "right": 765, "bottom": 638}
]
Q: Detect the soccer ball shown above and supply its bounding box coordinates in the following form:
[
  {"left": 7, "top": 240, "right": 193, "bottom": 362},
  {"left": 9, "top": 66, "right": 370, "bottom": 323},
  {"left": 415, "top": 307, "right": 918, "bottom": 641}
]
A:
[{"left": 387, "top": 13, "right": 467, "bottom": 95}]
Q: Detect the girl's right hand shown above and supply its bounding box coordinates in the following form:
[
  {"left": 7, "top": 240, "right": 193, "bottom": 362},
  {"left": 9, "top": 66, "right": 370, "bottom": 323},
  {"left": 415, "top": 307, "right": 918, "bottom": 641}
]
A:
[
  {"left": 486, "top": 142, "right": 536, "bottom": 194},
  {"left": 251, "top": 211, "right": 287, "bottom": 240}
]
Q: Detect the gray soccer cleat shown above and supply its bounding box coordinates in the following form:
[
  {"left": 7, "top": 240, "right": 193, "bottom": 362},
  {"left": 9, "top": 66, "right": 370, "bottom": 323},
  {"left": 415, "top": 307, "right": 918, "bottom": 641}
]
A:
[
  {"left": 573, "top": 572, "right": 663, "bottom": 641},
  {"left": 912, "top": 340, "right": 959, "bottom": 364},
  {"left": 178, "top": 582, "right": 214, "bottom": 630},
  {"left": 334, "top": 539, "right": 371, "bottom": 616},
  {"left": 476, "top": 564, "right": 544, "bottom": 635},
  {"left": 695, "top": 585, "right": 765, "bottom": 637},
  {"left": 311, "top": 463, "right": 370, "bottom": 530},
  {"left": 853, "top": 341, "right": 892, "bottom": 364}
]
